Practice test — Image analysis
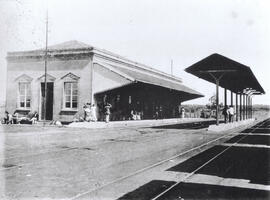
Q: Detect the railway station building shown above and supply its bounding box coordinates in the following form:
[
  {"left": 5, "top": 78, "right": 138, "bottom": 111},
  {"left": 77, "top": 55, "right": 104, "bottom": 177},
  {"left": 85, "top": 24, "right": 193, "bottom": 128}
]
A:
[{"left": 6, "top": 40, "right": 203, "bottom": 122}]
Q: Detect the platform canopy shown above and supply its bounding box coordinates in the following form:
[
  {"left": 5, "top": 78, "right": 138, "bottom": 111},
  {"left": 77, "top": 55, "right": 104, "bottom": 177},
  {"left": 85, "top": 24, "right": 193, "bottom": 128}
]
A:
[{"left": 185, "top": 53, "right": 265, "bottom": 94}]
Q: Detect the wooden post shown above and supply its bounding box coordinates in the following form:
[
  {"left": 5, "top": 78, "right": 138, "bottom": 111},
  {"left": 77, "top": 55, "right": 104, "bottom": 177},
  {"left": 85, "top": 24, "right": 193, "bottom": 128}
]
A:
[
  {"left": 224, "top": 88, "right": 227, "bottom": 123},
  {"left": 239, "top": 94, "right": 242, "bottom": 120},
  {"left": 236, "top": 93, "right": 238, "bottom": 121},
  {"left": 246, "top": 95, "right": 248, "bottom": 119},
  {"left": 250, "top": 96, "right": 253, "bottom": 119},
  {"left": 216, "top": 79, "right": 219, "bottom": 125},
  {"left": 243, "top": 94, "right": 245, "bottom": 120},
  {"left": 207, "top": 72, "right": 227, "bottom": 125},
  {"left": 224, "top": 89, "right": 227, "bottom": 107},
  {"left": 247, "top": 96, "right": 249, "bottom": 119},
  {"left": 248, "top": 96, "right": 250, "bottom": 119},
  {"left": 231, "top": 91, "right": 233, "bottom": 106}
]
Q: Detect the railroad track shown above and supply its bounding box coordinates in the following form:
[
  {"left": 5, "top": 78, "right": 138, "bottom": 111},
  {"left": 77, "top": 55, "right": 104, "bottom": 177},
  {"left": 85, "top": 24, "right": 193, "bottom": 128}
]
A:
[
  {"left": 69, "top": 119, "right": 259, "bottom": 200},
  {"left": 151, "top": 118, "right": 270, "bottom": 200},
  {"left": 0, "top": 119, "right": 260, "bottom": 200}
]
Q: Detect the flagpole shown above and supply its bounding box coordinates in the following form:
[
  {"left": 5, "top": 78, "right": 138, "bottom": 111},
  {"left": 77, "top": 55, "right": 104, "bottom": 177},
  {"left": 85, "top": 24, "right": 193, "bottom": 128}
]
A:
[{"left": 44, "top": 6, "right": 48, "bottom": 121}]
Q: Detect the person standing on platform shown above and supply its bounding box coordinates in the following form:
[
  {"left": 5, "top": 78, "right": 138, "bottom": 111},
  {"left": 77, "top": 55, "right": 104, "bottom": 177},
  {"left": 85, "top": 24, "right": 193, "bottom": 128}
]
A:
[
  {"left": 130, "top": 110, "right": 136, "bottom": 120},
  {"left": 84, "top": 103, "right": 91, "bottom": 122},
  {"left": 228, "top": 105, "right": 234, "bottom": 123},
  {"left": 181, "top": 107, "right": 185, "bottom": 119},
  {"left": 91, "top": 104, "right": 97, "bottom": 122},
  {"left": 104, "top": 103, "right": 112, "bottom": 123},
  {"left": 222, "top": 105, "right": 229, "bottom": 123}
]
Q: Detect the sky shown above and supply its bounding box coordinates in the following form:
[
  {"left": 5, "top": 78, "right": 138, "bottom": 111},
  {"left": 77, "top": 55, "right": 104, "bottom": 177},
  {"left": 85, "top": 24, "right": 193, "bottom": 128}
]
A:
[{"left": 0, "top": 0, "right": 269, "bottom": 105}]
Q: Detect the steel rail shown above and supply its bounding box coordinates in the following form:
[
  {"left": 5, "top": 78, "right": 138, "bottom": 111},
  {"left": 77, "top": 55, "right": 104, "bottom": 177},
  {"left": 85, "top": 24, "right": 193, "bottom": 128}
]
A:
[
  {"left": 151, "top": 118, "right": 269, "bottom": 200},
  {"left": 69, "top": 121, "right": 256, "bottom": 200}
]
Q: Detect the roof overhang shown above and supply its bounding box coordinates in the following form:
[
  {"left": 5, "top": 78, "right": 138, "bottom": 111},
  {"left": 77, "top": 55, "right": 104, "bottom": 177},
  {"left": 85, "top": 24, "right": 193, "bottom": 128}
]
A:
[{"left": 96, "top": 61, "right": 204, "bottom": 100}]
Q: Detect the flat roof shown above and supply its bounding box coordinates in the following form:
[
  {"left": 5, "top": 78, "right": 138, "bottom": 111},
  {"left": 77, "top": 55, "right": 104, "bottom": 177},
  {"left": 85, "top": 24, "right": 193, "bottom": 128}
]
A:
[{"left": 185, "top": 53, "right": 265, "bottom": 94}]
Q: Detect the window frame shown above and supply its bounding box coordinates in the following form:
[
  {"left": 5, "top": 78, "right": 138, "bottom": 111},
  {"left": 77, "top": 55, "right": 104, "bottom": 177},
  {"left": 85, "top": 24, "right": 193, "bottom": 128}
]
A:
[
  {"left": 63, "top": 81, "right": 78, "bottom": 110},
  {"left": 17, "top": 81, "right": 31, "bottom": 110}
]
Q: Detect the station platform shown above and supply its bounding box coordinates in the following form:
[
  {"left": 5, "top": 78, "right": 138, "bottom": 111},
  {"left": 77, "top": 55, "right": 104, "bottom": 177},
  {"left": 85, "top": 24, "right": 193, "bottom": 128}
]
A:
[
  {"left": 68, "top": 117, "right": 257, "bottom": 130},
  {"left": 208, "top": 119, "right": 255, "bottom": 132},
  {"left": 67, "top": 118, "right": 212, "bottom": 129}
]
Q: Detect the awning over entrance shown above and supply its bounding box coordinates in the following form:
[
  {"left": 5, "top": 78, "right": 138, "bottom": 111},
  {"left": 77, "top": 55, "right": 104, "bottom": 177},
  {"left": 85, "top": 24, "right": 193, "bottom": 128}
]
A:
[
  {"left": 95, "top": 61, "right": 204, "bottom": 100},
  {"left": 185, "top": 53, "right": 265, "bottom": 94}
]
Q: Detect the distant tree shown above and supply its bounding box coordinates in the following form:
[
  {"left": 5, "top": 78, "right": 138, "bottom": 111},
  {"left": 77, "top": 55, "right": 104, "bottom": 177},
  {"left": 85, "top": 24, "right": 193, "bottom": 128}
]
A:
[
  {"left": 207, "top": 93, "right": 223, "bottom": 111},
  {"left": 209, "top": 95, "right": 216, "bottom": 106}
]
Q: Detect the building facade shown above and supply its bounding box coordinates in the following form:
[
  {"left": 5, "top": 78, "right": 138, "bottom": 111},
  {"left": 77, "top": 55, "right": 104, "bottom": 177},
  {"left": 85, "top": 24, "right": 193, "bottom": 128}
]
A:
[{"left": 6, "top": 41, "right": 203, "bottom": 122}]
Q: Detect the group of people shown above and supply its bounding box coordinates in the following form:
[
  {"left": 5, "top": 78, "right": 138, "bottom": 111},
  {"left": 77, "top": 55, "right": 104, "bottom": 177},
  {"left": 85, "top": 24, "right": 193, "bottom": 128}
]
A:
[
  {"left": 83, "top": 103, "right": 97, "bottom": 122},
  {"left": 82, "top": 102, "right": 112, "bottom": 123},
  {"left": 130, "top": 110, "right": 142, "bottom": 120},
  {"left": 2, "top": 111, "right": 38, "bottom": 125},
  {"left": 222, "top": 105, "right": 234, "bottom": 123}
]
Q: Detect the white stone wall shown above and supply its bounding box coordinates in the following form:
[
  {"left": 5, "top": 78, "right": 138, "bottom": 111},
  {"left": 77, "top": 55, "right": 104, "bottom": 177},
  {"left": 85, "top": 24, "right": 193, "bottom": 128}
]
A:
[{"left": 6, "top": 56, "right": 92, "bottom": 121}]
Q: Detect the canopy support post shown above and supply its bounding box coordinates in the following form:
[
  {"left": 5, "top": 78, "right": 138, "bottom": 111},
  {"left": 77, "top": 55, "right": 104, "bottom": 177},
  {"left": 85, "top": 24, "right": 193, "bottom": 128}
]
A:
[
  {"left": 240, "top": 93, "right": 242, "bottom": 121},
  {"left": 246, "top": 95, "right": 248, "bottom": 119},
  {"left": 243, "top": 94, "right": 246, "bottom": 120},
  {"left": 209, "top": 72, "right": 225, "bottom": 126},
  {"left": 216, "top": 79, "right": 219, "bottom": 125},
  {"left": 224, "top": 89, "right": 227, "bottom": 107},
  {"left": 231, "top": 91, "right": 233, "bottom": 106},
  {"left": 250, "top": 96, "right": 253, "bottom": 119},
  {"left": 248, "top": 96, "right": 250, "bottom": 119},
  {"left": 224, "top": 88, "right": 227, "bottom": 123},
  {"left": 248, "top": 95, "right": 251, "bottom": 119},
  {"left": 236, "top": 93, "right": 238, "bottom": 121}
]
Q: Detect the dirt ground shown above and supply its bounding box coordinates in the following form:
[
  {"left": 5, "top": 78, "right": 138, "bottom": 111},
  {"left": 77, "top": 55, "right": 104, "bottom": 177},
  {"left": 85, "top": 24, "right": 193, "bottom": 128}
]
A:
[{"left": 0, "top": 120, "right": 231, "bottom": 200}]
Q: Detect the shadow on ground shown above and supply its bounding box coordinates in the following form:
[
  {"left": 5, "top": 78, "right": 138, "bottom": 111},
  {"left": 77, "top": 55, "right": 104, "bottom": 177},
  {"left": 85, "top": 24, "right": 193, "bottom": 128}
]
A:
[
  {"left": 167, "top": 145, "right": 270, "bottom": 185},
  {"left": 117, "top": 180, "right": 175, "bottom": 200},
  {"left": 117, "top": 180, "right": 270, "bottom": 200},
  {"left": 151, "top": 120, "right": 219, "bottom": 130},
  {"left": 158, "top": 182, "right": 270, "bottom": 200},
  {"left": 225, "top": 135, "right": 270, "bottom": 146},
  {"left": 241, "top": 128, "right": 270, "bottom": 133}
]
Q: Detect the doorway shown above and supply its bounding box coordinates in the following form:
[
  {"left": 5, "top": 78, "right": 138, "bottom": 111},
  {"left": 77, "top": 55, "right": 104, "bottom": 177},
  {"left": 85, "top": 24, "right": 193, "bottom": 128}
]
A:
[{"left": 41, "top": 82, "right": 54, "bottom": 120}]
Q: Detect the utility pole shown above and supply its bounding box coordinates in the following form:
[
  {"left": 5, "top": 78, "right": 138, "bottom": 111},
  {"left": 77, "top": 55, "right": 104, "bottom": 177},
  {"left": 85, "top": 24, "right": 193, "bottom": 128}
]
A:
[{"left": 44, "top": 6, "right": 48, "bottom": 121}]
